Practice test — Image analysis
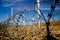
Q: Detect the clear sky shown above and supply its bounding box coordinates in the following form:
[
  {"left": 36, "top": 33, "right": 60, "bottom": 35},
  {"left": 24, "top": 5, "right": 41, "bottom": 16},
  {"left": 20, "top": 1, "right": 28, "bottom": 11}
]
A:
[{"left": 0, "top": 0, "right": 60, "bottom": 23}]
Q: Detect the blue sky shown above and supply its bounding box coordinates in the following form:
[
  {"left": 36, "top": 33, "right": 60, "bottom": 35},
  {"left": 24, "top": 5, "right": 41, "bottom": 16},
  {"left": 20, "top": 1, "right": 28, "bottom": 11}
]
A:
[{"left": 0, "top": 0, "right": 60, "bottom": 23}]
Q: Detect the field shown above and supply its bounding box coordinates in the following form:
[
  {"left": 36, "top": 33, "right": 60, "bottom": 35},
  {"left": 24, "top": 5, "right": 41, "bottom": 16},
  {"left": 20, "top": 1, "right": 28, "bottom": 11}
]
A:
[{"left": 0, "top": 20, "right": 60, "bottom": 40}]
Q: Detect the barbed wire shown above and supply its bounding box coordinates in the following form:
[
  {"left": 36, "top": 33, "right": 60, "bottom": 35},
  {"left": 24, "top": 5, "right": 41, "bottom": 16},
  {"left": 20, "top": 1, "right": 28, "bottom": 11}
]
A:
[{"left": 1, "top": 0, "right": 60, "bottom": 26}]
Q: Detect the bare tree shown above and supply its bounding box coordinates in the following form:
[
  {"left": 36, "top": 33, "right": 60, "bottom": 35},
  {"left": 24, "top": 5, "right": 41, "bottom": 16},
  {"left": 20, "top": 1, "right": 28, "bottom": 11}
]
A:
[{"left": 40, "top": 0, "right": 59, "bottom": 40}]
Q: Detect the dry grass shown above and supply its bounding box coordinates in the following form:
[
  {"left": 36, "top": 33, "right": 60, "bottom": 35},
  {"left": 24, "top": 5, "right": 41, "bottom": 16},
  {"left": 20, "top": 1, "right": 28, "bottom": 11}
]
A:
[{"left": 0, "top": 20, "right": 60, "bottom": 40}]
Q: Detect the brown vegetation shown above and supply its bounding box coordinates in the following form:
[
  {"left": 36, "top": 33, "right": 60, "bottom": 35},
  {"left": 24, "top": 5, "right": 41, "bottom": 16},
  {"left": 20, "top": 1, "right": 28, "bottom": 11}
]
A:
[{"left": 0, "top": 20, "right": 60, "bottom": 40}]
